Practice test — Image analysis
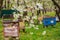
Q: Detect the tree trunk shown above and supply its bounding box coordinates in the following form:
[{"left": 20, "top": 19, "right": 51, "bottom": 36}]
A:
[
  {"left": 52, "top": 0, "right": 60, "bottom": 9},
  {"left": 51, "top": 0, "right": 60, "bottom": 21},
  {"left": 0, "top": 0, "right": 3, "bottom": 10},
  {"left": 0, "top": 0, "right": 3, "bottom": 18}
]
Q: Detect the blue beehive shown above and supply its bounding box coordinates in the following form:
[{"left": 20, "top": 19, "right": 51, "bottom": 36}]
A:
[{"left": 43, "top": 17, "right": 56, "bottom": 26}]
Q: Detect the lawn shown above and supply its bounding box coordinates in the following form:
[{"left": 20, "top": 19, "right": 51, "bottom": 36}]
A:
[
  {"left": 0, "top": 12, "right": 60, "bottom": 40},
  {"left": 20, "top": 22, "right": 60, "bottom": 40}
]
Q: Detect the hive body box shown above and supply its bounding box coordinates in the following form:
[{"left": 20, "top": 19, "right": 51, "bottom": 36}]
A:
[
  {"left": 2, "top": 10, "right": 19, "bottom": 40},
  {"left": 2, "top": 20, "right": 19, "bottom": 40},
  {"left": 43, "top": 17, "right": 56, "bottom": 26}
]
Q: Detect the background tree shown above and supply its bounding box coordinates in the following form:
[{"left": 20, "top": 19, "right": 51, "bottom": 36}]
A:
[
  {"left": 0, "top": 0, "right": 3, "bottom": 18},
  {"left": 0, "top": 0, "right": 3, "bottom": 10},
  {"left": 51, "top": 0, "right": 60, "bottom": 21}
]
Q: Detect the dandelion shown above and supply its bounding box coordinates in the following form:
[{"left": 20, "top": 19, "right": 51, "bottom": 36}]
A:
[
  {"left": 42, "top": 31, "right": 46, "bottom": 35},
  {"left": 30, "top": 32, "right": 33, "bottom": 35},
  {"left": 36, "top": 25, "right": 38, "bottom": 27},
  {"left": 34, "top": 27, "right": 39, "bottom": 30},
  {"left": 40, "top": 21, "right": 42, "bottom": 24}
]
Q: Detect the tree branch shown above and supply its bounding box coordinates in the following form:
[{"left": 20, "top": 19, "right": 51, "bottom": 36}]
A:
[{"left": 52, "top": 0, "right": 60, "bottom": 9}]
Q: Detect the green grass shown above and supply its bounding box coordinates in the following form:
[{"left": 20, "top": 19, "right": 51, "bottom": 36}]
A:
[
  {"left": 20, "top": 22, "right": 60, "bottom": 40},
  {"left": 0, "top": 12, "right": 60, "bottom": 40},
  {"left": 45, "top": 11, "right": 56, "bottom": 17},
  {"left": 0, "top": 21, "right": 60, "bottom": 40}
]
